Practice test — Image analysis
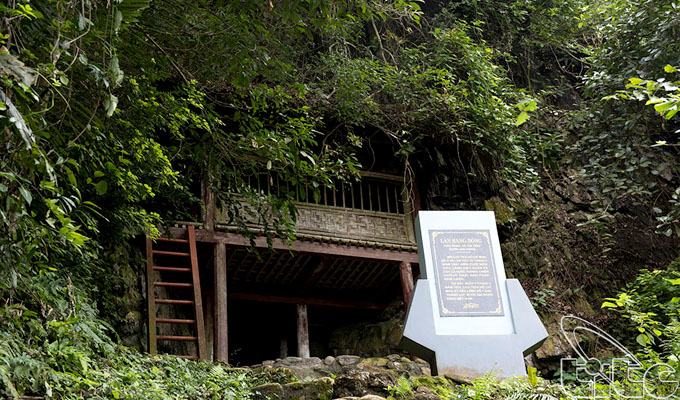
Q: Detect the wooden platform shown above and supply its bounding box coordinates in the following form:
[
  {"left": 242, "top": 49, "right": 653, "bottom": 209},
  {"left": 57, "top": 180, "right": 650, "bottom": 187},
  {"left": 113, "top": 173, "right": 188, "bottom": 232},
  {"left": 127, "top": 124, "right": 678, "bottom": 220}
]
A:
[{"left": 151, "top": 171, "right": 420, "bottom": 363}]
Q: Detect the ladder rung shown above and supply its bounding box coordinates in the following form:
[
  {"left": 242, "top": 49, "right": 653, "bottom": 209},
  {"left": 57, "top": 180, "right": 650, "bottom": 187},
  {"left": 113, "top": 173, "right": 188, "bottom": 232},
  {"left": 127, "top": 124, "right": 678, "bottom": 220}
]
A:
[
  {"left": 155, "top": 282, "right": 192, "bottom": 288},
  {"left": 155, "top": 299, "right": 194, "bottom": 305},
  {"left": 158, "top": 335, "right": 197, "bottom": 341},
  {"left": 156, "top": 318, "right": 196, "bottom": 324},
  {"left": 154, "top": 237, "right": 189, "bottom": 243},
  {"left": 152, "top": 250, "right": 190, "bottom": 257},
  {"left": 153, "top": 266, "right": 192, "bottom": 272}
]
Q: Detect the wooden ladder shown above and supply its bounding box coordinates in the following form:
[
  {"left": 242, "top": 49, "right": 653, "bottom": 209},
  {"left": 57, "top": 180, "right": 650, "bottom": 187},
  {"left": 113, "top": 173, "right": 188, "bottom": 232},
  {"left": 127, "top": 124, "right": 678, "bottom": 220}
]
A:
[{"left": 146, "top": 226, "right": 206, "bottom": 360}]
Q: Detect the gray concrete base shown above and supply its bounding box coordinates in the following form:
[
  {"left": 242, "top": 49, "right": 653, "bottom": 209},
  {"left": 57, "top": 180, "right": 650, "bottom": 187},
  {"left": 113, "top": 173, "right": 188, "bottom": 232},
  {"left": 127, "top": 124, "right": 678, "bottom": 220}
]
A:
[{"left": 401, "top": 278, "right": 548, "bottom": 381}]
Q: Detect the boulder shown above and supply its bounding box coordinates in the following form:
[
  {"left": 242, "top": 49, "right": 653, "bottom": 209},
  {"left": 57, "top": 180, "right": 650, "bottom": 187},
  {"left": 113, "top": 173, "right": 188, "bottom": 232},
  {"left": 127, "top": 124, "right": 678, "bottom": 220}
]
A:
[
  {"left": 249, "top": 354, "right": 431, "bottom": 399},
  {"left": 282, "top": 377, "right": 334, "bottom": 400},
  {"left": 252, "top": 383, "right": 284, "bottom": 400},
  {"left": 336, "top": 355, "right": 361, "bottom": 366}
]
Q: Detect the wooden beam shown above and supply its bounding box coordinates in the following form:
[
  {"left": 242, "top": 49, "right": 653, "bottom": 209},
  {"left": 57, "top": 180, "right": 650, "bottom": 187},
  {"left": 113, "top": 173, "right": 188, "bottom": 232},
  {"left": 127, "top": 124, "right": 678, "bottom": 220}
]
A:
[
  {"left": 168, "top": 227, "right": 419, "bottom": 263},
  {"left": 188, "top": 226, "right": 207, "bottom": 360},
  {"left": 229, "top": 292, "right": 390, "bottom": 310},
  {"left": 214, "top": 242, "right": 228, "bottom": 363},
  {"left": 204, "top": 271, "right": 215, "bottom": 361},
  {"left": 399, "top": 261, "right": 414, "bottom": 312},
  {"left": 296, "top": 304, "right": 310, "bottom": 358},
  {"left": 304, "top": 256, "right": 326, "bottom": 285},
  {"left": 145, "top": 237, "right": 157, "bottom": 355}
]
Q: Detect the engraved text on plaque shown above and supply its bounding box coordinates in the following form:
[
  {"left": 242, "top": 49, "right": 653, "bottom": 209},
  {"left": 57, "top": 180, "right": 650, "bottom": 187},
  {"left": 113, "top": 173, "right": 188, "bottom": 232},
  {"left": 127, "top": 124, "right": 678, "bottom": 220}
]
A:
[{"left": 429, "top": 230, "right": 503, "bottom": 316}]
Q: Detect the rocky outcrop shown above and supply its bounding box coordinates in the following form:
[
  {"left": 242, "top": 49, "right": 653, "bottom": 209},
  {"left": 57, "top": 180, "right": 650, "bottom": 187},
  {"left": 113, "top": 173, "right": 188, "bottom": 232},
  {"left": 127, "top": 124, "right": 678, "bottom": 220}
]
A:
[
  {"left": 250, "top": 354, "right": 430, "bottom": 399},
  {"left": 329, "top": 319, "right": 403, "bottom": 356}
]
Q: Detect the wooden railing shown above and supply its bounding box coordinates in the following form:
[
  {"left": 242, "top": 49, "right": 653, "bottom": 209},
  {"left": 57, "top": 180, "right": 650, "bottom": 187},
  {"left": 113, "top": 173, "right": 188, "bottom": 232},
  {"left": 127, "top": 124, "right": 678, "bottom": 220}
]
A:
[
  {"left": 238, "top": 172, "right": 406, "bottom": 214},
  {"left": 217, "top": 172, "right": 416, "bottom": 247}
]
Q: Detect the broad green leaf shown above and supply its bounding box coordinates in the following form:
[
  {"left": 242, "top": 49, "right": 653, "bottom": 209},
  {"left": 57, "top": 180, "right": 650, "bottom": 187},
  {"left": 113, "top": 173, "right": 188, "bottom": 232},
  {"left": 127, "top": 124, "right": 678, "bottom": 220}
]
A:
[
  {"left": 524, "top": 100, "right": 538, "bottom": 112},
  {"left": 18, "top": 186, "right": 32, "bottom": 205},
  {"left": 515, "top": 111, "right": 529, "bottom": 126},
  {"left": 94, "top": 181, "right": 108, "bottom": 195},
  {"left": 64, "top": 166, "right": 77, "bottom": 186},
  {"left": 628, "top": 77, "right": 644, "bottom": 86},
  {"left": 664, "top": 65, "right": 678, "bottom": 73},
  {"left": 636, "top": 334, "right": 649, "bottom": 346},
  {"left": 654, "top": 102, "right": 674, "bottom": 114}
]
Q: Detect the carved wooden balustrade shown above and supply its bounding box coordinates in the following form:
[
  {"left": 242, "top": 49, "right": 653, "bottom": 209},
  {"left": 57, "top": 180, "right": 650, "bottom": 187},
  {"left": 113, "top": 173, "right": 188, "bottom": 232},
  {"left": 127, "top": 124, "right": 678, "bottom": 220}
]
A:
[{"left": 215, "top": 172, "right": 416, "bottom": 248}]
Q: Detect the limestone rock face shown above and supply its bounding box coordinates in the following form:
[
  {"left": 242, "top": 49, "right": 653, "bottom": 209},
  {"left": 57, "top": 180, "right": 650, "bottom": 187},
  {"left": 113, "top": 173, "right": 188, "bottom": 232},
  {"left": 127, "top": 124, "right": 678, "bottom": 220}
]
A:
[
  {"left": 250, "top": 354, "right": 430, "bottom": 399},
  {"left": 329, "top": 319, "right": 403, "bottom": 356}
]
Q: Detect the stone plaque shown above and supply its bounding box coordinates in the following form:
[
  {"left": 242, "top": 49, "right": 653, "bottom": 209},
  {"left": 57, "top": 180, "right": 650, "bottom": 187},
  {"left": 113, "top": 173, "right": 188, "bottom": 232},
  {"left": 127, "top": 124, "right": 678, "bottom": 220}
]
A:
[{"left": 429, "top": 230, "right": 503, "bottom": 317}]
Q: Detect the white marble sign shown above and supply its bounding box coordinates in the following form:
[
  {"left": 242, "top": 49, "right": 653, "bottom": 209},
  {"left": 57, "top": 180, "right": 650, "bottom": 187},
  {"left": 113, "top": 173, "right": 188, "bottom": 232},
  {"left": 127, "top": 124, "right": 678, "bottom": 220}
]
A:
[{"left": 401, "top": 211, "right": 548, "bottom": 380}]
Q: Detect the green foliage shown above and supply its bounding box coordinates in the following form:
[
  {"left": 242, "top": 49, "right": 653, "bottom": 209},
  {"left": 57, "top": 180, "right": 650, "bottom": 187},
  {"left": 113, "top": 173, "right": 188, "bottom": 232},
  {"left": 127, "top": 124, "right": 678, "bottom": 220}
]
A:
[
  {"left": 312, "top": 20, "right": 548, "bottom": 197},
  {"left": 433, "top": 0, "right": 588, "bottom": 90},
  {"left": 0, "top": 270, "right": 256, "bottom": 399},
  {"left": 583, "top": 0, "right": 680, "bottom": 97},
  {"left": 602, "top": 65, "right": 680, "bottom": 236},
  {"left": 387, "top": 374, "right": 569, "bottom": 400},
  {"left": 566, "top": 1, "right": 680, "bottom": 244},
  {"left": 607, "top": 66, "right": 680, "bottom": 123},
  {"left": 602, "top": 262, "right": 680, "bottom": 360}
]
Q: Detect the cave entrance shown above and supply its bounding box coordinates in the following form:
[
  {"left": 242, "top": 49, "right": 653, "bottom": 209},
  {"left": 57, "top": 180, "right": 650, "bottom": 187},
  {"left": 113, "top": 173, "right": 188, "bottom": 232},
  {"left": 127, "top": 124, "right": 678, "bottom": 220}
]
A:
[
  {"left": 205, "top": 246, "right": 416, "bottom": 366},
  {"left": 227, "top": 299, "right": 392, "bottom": 366}
]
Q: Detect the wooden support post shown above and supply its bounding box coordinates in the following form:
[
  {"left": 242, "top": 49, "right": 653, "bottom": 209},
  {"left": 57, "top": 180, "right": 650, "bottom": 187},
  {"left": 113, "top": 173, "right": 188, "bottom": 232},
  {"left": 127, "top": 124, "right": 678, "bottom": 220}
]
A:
[
  {"left": 214, "top": 242, "right": 228, "bottom": 363},
  {"left": 203, "top": 171, "right": 216, "bottom": 232},
  {"left": 296, "top": 304, "right": 310, "bottom": 358},
  {"left": 204, "top": 278, "right": 215, "bottom": 361},
  {"left": 280, "top": 337, "right": 288, "bottom": 358},
  {"left": 188, "top": 226, "right": 207, "bottom": 360},
  {"left": 146, "top": 237, "right": 157, "bottom": 355},
  {"left": 399, "top": 261, "right": 414, "bottom": 312},
  {"left": 201, "top": 168, "right": 215, "bottom": 361}
]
